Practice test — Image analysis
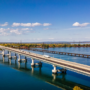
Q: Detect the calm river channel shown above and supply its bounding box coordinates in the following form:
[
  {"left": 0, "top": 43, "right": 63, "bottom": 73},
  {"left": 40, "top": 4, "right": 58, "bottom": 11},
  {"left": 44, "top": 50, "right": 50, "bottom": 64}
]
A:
[{"left": 0, "top": 47, "right": 90, "bottom": 90}]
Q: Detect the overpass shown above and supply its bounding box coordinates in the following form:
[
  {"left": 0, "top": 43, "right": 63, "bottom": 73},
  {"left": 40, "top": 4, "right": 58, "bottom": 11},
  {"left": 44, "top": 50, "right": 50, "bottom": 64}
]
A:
[{"left": 0, "top": 45, "right": 90, "bottom": 76}]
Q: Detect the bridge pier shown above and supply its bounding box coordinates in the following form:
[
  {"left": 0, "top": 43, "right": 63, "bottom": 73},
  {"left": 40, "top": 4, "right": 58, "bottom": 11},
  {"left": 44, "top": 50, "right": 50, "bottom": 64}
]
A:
[
  {"left": 25, "top": 56, "right": 27, "bottom": 62},
  {"left": 31, "top": 58, "right": 35, "bottom": 66},
  {"left": 31, "top": 58, "right": 42, "bottom": 67},
  {"left": 61, "top": 68, "right": 66, "bottom": 73},
  {"left": 18, "top": 54, "right": 27, "bottom": 62},
  {"left": 2, "top": 50, "right": 5, "bottom": 57},
  {"left": 52, "top": 65, "right": 67, "bottom": 74},
  {"left": 9, "top": 51, "right": 12, "bottom": 59},
  {"left": 52, "top": 65, "right": 57, "bottom": 74},
  {"left": 18, "top": 54, "right": 21, "bottom": 62}
]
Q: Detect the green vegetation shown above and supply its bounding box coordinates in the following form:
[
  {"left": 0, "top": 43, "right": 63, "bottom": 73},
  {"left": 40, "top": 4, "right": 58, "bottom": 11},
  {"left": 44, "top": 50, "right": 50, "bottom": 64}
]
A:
[{"left": 0, "top": 43, "right": 90, "bottom": 49}]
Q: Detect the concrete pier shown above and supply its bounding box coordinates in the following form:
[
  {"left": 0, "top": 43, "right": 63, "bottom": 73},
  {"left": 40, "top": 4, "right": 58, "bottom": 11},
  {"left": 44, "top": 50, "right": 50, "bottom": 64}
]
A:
[
  {"left": 2, "top": 50, "right": 5, "bottom": 57},
  {"left": 18, "top": 54, "right": 21, "bottom": 62},
  {"left": 31, "top": 58, "right": 35, "bottom": 66},
  {"left": 31, "top": 58, "right": 42, "bottom": 67},
  {"left": 52, "top": 65, "right": 57, "bottom": 74},
  {"left": 9, "top": 51, "right": 12, "bottom": 59}
]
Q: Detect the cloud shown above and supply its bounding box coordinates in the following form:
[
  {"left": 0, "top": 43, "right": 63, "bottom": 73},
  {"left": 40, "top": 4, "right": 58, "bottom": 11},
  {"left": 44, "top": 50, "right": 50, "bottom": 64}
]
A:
[
  {"left": 12, "top": 22, "right": 42, "bottom": 27},
  {"left": 32, "top": 22, "right": 42, "bottom": 27},
  {"left": 0, "top": 28, "right": 10, "bottom": 36},
  {"left": 73, "top": 22, "right": 90, "bottom": 27},
  {"left": 21, "top": 23, "right": 32, "bottom": 27},
  {"left": 12, "top": 23, "right": 21, "bottom": 27},
  {"left": 0, "top": 27, "right": 34, "bottom": 36},
  {"left": 10, "top": 28, "right": 22, "bottom": 35},
  {"left": 12, "top": 22, "right": 51, "bottom": 27},
  {"left": 0, "top": 28, "right": 10, "bottom": 32},
  {"left": 43, "top": 23, "right": 51, "bottom": 26},
  {"left": 21, "top": 28, "right": 33, "bottom": 30},
  {"left": 0, "top": 22, "right": 8, "bottom": 26}
]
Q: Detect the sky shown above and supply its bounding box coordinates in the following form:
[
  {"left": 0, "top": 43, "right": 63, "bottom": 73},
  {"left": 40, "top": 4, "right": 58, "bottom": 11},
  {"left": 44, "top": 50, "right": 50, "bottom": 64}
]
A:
[{"left": 0, "top": 0, "right": 90, "bottom": 42}]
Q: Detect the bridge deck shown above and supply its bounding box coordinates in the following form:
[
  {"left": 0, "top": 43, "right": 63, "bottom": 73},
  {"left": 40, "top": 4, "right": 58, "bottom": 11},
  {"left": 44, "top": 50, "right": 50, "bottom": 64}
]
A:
[{"left": 0, "top": 46, "right": 90, "bottom": 76}]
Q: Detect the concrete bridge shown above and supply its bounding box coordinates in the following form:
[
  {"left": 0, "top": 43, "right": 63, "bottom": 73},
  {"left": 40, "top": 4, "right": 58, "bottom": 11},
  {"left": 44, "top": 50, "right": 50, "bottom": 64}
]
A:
[
  {"left": 0, "top": 45, "right": 90, "bottom": 76},
  {"left": 29, "top": 48, "right": 90, "bottom": 58}
]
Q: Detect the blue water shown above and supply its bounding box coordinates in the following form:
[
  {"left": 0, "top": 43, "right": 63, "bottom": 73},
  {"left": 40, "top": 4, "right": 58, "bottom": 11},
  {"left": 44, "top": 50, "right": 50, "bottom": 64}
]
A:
[
  {"left": 0, "top": 47, "right": 90, "bottom": 90},
  {"left": 30, "top": 47, "right": 90, "bottom": 66}
]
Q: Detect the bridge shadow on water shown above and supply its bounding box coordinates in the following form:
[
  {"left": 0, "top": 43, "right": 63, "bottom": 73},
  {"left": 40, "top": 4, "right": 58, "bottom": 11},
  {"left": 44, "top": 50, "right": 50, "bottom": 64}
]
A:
[{"left": 0, "top": 55, "right": 90, "bottom": 90}]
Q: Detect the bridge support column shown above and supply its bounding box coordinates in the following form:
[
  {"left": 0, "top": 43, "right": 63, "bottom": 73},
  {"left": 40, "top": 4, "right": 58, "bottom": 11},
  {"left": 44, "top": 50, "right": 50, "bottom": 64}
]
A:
[
  {"left": 61, "top": 68, "right": 67, "bottom": 73},
  {"left": 25, "top": 56, "right": 27, "bottom": 62},
  {"left": 52, "top": 65, "right": 57, "bottom": 74},
  {"left": 14, "top": 53, "right": 17, "bottom": 59},
  {"left": 31, "top": 58, "right": 42, "bottom": 67},
  {"left": 9, "top": 51, "right": 12, "bottom": 59},
  {"left": 2, "top": 50, "right": 5, "bottom": 57},
  {"left": 18, "top": 54, "right": 21, "bottom": 62},
  {"left": 38, "top": 61, "right": 42, "bottom": 66},
  {"left": 31, "top": 58, "right": 35, "bottom": 66}
]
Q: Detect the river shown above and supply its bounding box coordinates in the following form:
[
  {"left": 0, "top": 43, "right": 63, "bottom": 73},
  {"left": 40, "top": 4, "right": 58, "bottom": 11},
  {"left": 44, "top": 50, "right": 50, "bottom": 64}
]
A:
[{"left": 0, "top": 47, "right": 90, "bottom": 90}]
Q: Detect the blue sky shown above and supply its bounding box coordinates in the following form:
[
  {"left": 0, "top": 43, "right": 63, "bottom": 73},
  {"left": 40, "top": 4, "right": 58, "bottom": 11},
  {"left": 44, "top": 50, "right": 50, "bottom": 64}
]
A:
[{"left": 0, "top": 0, "right": 90, "bottom": 42}]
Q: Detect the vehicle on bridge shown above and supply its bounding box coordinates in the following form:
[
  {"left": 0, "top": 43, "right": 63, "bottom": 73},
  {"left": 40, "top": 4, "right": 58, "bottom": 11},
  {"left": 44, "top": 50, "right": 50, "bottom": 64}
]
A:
[{"left": 43, "top": 55, "right": 50, "bottom": 58}]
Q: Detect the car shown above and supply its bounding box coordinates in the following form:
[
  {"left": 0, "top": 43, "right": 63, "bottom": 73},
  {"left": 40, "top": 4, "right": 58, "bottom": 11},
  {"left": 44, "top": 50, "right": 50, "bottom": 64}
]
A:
[{"left": 43, "top": 55, "right": 50, "bottom": 58}]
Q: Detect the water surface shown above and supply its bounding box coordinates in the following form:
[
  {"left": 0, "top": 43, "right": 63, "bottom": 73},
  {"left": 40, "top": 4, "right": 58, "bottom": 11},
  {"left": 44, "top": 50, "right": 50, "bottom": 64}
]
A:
[{"left": 0, "top": 47, "right": 90, "bottom": 90}]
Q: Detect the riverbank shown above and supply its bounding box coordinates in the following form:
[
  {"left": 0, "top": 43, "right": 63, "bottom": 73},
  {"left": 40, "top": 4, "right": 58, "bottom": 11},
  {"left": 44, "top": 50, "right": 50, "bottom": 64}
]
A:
[{"left": 0, "top": 43, "right": 90, "bottom": 49}]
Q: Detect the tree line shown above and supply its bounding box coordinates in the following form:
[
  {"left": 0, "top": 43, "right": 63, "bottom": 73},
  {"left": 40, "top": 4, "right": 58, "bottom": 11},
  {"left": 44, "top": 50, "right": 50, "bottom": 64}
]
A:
[{"left": 0, "top": 43, "right": 90, "bottom": 49}]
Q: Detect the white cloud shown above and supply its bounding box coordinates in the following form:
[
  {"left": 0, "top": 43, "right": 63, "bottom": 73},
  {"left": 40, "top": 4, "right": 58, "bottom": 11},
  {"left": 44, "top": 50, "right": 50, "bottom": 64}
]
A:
[
  {"left": 43, "top": 23, "right": 51, "bottom": 26},
  {"left": 73, "top": 22, "right": 90, "bottom": 27},
  {"left": 12, "top": 22, "right": 51, "bottom": 27},
  {"left": 0, "top": 28, "right": 5, "bottom": 32},
  {"left": 21, "top": 28, "right": 33, "bottom": 30},
  {"left": 0, "top": 28, "right": 10, "bottom": 32},
  {"left": 10, "top": 28, "right": 22, "bottom": 35},
  {"left": 0, "top": 28, "right": 10, "bottom": 36},
  {"left": 32, "top": 22, "right": 42, "bottom": 27},
  {"left": 12, "top": 23, "right": 21, "bottom": 27},
  {"left": 21, "top": 23, "right": 32, "bottom": 27},
  {"left": 0, "top": 27, "right": 34, "bottom": 36},
  {"left": 0, "top": 22, "right": 8, "bottom": 26}
]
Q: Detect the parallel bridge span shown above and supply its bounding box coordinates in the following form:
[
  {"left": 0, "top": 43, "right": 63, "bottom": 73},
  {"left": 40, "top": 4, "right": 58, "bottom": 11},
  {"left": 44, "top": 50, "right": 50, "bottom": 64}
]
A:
[
  {"left": 0, "top": 45, "right": 90, "bottom": 76},
  {"left": 29, "top": 48, "right": 90, "bottom": 58}
]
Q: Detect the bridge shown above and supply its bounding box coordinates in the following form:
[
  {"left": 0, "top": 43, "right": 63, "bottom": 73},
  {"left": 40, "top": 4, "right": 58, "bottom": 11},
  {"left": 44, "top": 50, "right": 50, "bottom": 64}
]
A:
[
  {"left": 29, "top": 48, "right": 90, "bottom": 58},
  {"left": 0, "top": 45, "right": 90, "bottom": 76}
]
